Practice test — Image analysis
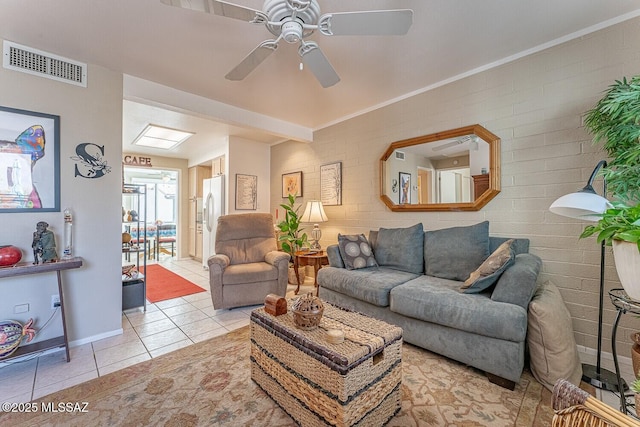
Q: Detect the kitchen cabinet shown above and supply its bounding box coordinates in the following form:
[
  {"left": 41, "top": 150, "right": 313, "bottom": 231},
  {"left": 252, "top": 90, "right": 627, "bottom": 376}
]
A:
[{"left": 212, "top": 155, "right": 225, "bottom": 176}]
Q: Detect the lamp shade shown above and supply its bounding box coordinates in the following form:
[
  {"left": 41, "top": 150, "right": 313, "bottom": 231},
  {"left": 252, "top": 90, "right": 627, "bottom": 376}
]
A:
[
  {"left": 300, "top": 201, "right": 328, "bottom": 223},
  {"left": 549, "top": 191, "right": 611, "bottom": 222}
]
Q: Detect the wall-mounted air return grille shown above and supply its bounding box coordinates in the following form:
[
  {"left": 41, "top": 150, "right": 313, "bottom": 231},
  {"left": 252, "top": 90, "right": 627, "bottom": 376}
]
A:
[
  {"left": 3, "top": 41, "right": 87, "bottom": 87},
  {"left": 395, "top": 151, "right": 405, "bottom": 160}
]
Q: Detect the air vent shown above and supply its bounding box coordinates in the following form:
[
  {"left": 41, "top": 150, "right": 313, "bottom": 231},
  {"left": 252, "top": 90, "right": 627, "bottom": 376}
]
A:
[
  {"left": 3, "top": 41, "right": 87, "bottom": 87},
  {"left": 395, "top": 151, "right": 405, "bottom": 160}
]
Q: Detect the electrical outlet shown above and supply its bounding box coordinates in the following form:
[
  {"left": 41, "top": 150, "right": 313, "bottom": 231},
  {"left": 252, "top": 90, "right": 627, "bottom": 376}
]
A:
[{"left": 51, "top": 294, "right": 60, "bottom": 309}]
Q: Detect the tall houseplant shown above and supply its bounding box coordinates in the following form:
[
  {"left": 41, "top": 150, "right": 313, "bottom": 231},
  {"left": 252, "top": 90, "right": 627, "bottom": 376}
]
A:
[
  {"left": 277, "top": 194, "right": 309, "bottom": 284},
  {"left": 582, "top": 75, "right": 640, "bottom": 300}
]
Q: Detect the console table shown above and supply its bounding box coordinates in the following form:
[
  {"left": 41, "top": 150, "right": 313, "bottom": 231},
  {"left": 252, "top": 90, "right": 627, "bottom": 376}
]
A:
[
  {"left": 609, "top": 288, "right": 637, "bottom": 416},
  {"left": 0, "top": 257, "right": 83, "bottom": 362}
]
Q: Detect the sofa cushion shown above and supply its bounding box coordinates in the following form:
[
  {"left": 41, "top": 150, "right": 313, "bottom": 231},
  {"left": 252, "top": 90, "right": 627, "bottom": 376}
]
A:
[
  {"left": 462, "top": 239, "right": 515, "bottom": 293},
  {"left": 424, "top": 221, "right": 490, "bottom": 281},
  {"left": 317, "top": 266, "right": 420, "bottom": 307},
  {"left": 390, "top": 276, "right": 528, "bottom": 342},
  {"left": 527, "top": 281, "right": 582, "bottom": 392},
  {"left": 491, "top": 253, "right": 542, "bottom": 309},
  {"left": 372, "top": 223, "right": 424, "bottom": 274},
  {"left": 337, "top": 234, "right": 378, "bottom": 270}
]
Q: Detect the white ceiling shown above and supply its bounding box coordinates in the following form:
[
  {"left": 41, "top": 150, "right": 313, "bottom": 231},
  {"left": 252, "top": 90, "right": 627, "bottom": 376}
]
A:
[{"left": 1, "top": 0, "right": 640, "bottom": 162}]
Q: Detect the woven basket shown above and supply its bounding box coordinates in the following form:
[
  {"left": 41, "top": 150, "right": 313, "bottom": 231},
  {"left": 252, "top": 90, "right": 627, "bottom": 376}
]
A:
[
  {"left": 288, "top": 267, "right": 306, "bottom": 285},
  {"left": 291, "top": 293, "right": 323, "bottom": 330}
]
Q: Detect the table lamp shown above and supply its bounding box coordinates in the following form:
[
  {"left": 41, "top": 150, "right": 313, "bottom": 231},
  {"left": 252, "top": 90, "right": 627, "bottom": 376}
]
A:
[
  {"left": 549, "top": 160, "right": 622, "bottom": 392},
  {"left": 300, "top": 200, "right": 328, "bottom": 250}
]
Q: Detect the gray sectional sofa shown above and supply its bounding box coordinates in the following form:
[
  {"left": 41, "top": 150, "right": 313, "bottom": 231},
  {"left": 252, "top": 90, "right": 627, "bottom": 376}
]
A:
[{"left": 317, "top": 221, "right": 541, "bottom": 389}]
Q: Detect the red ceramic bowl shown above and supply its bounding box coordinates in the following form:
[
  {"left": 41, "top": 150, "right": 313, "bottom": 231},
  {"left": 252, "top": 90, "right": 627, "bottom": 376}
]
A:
[{"left": 0, "top": 245, "right": 22, "bottom": 267}]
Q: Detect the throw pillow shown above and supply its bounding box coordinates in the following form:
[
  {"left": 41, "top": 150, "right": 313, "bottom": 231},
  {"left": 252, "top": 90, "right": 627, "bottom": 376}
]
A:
[
  {"left": 424, "top": 221, "right": 490, "bottom": 281},
  {"left": 462, "top": 239, "right": 515, "bottom": 293},
  {"left": 373, "top": 223, "right": 424, "bottom": 274},
  {"left": 337, "top": 234, "right": 378, "bottom": 270},
  {"left": 527, "top": 281, "right": 582, "bottom": 392}
]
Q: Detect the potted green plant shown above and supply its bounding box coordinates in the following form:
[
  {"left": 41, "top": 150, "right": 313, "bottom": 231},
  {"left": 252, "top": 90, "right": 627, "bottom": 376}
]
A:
[
  {"left": 584, "top": 75, "right": 640, "bottom": 204},
  {"left": 277, "top": 194, "right": 309, "bottom": 285},
  {"left": 582, "top": 75, "right": 640, "bottom": 300},
  {"left": 631, "top": 376, "right": 640, "bottom": 417}
]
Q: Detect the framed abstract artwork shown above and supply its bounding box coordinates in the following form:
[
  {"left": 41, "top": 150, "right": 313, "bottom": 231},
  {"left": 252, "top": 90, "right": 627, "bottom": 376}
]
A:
[
  {"left": 320, "top": 161, "right": 342, "bottom": 206},
  {"left": 0, "top": 106, "right": 60, "bottom": 212},
  {"left": 282, "top": 171, "right": 303, "bottom": 198}
]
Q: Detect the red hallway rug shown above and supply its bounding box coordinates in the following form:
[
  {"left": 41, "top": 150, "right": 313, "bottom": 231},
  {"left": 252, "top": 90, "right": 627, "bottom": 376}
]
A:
[{"left": 142, "top": 264, "right": 206, "bottom": 303}]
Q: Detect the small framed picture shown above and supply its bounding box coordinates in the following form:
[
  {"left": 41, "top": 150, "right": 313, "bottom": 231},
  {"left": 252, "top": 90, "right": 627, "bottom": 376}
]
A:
[
  {"left": 320, "top": 161, "right": 342, "bottom": 206},
  {"left": 282, "top": 171, "right": 303, "bottom": 198},
  {"left": 399, "top": 172, "right": 411, "bottom": 204},
  {"left": 235, "top": 174, "right": 257, "bottom": 210}
]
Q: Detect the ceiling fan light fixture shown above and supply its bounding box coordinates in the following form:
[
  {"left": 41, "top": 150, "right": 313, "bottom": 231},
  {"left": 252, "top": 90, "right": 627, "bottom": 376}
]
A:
[{"left": 282, "top": 20, "right": 303, "bottom": 43}]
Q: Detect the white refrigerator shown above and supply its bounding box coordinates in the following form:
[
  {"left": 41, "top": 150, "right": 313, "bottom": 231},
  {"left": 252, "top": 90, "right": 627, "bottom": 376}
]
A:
[{"left": 202, "top": 175, "right": 224, "bottom": 269}]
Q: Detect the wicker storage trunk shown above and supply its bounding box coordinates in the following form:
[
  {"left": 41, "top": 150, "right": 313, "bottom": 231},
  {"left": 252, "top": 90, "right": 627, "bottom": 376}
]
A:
[{"left": 250, "top": 300, "right": 403, "bottom": 427}]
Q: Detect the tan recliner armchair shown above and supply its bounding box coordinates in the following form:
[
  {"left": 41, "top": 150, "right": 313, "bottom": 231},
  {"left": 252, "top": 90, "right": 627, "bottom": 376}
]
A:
[{"left": 208, "top": 213, "right": 290, "bottom": 309}]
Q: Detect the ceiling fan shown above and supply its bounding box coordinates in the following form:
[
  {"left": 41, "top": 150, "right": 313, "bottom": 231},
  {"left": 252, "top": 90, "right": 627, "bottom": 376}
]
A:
[
  {"left": 160, "top": 0, "right": 414, "bottom": 88},
  {"left": 432, "top": 135, "right": 477, "bottom": 152}
]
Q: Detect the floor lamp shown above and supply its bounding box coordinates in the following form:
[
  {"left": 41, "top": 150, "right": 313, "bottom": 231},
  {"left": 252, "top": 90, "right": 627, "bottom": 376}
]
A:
[{"left": 549, "top": 160, "right": 624, "bottom": 392}]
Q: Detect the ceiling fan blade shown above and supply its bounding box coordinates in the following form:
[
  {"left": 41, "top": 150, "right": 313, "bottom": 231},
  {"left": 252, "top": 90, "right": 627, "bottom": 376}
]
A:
[
  {"left": 211, "top": 0, "right": 261, "bottom": 21},
  {"left": 160, "top": 0, "right": 260, "bottom": 22},
  {"left": 432, "top": 136, "right": 471, "bottom": 152},
  {"left": 299, "top": 42, "right": 340, "bottom": 88},
  {"left": 319, "top": 10, "right": 413, "bottom": 36},
  {"left": 225, "top": 41, "right": 277, "bottom": 81}
]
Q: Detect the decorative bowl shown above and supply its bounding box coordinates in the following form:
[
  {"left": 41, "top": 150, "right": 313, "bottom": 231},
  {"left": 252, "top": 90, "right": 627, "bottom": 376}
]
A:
[{"left": 291, "top": 292, "right": 324, "bottom": 330}]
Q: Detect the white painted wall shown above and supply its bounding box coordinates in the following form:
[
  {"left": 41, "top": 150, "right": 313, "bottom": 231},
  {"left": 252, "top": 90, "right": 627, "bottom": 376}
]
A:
[
  {"left": 270, "top": 17, "right": 640, "bottom": 362},
  {"left": 0, "top": 41, "right": 123, "bottom": 346},
  {"left": 227, "top": 136, "right": 271, "bottom": 215}
]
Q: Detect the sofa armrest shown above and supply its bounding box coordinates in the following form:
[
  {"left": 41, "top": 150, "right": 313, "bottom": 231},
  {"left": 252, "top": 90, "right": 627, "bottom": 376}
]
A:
[
  {"left": 208, "top": 254, "right": 230, "bottom": 271},
  {"left": 265, "top": 250, "right": 291, "bottom": 267},
  {"left": 325, "top": 244, "right": 345, "bottom": 268},
  {"left": 491, "top": 253, "right": 542, "bottom": 309}
]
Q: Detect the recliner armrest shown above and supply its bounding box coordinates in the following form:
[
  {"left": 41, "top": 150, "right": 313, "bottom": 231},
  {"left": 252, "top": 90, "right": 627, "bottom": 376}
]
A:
[
  {"left": 208, "top": 254, "right": 230, "bottom": 270},
  {"left": 265, "top": 250, "right": 290, "bottom": 267}
]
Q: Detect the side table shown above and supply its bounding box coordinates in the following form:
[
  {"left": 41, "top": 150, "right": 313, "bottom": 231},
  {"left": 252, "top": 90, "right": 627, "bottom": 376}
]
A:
[
  {"left": 609, "top": 288, "right": 636, "bottom": 416},
  {"left": 293, "top": 250, "right": 329, "bottom": 295}
]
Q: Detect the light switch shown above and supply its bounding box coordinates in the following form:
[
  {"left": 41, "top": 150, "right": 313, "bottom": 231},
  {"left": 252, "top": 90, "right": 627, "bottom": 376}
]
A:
[{"left": 14, "top": 304, "right": 29, "bottom": 314}]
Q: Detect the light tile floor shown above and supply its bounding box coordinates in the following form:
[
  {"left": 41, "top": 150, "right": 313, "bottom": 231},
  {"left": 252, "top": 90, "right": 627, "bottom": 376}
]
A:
[{"left": 0, "top": 255, "right": 317, "bottom": 404}]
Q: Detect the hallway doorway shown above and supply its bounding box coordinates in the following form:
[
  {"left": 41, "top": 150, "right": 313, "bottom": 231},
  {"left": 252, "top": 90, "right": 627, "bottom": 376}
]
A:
[{"left": 123, "top": 167, "right": 179, "bottom": 260}]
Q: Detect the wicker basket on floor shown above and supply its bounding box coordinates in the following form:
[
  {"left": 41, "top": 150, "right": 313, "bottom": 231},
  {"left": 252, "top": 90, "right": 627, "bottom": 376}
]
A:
[{"left": 552, "top": 379, "right": 640, "bottom": 426}]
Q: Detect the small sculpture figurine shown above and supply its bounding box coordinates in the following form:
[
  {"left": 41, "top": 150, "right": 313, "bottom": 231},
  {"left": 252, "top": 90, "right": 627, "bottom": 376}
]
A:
[
  {"left": 32, "top": 221, "right": 58, "bottom": 264},
  {"left": 129, "top": 210, "right": 138, "bottom": 222}
]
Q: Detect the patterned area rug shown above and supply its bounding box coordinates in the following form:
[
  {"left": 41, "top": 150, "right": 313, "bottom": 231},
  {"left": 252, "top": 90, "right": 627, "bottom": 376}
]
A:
[{"left": 2, "top": 326, "right": 552, "bottom": 426}]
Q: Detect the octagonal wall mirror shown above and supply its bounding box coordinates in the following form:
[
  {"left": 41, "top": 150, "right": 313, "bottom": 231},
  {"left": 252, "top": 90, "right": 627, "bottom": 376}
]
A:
[{"left": 380, "top": 124, "right": 500, "bottom": 212}]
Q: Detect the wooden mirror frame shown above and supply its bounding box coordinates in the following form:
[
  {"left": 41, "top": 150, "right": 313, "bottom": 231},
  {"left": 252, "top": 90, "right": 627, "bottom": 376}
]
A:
[{"left": 380, "top": 124, "right": 500, "bottom": 212}]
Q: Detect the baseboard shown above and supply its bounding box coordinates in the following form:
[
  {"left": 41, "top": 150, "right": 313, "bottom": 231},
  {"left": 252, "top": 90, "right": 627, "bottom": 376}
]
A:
[
  {"left": 577, "top": 344, "right": 635, "bottom": 384},
  {"left": 69, "top": 328, "right": 123, "bottom": 348}
]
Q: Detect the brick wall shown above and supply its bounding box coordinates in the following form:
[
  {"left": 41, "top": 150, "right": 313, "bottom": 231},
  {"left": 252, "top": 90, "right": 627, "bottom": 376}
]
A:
[{"left": 271, "top": 17, "right": 640, "bottom": 359}]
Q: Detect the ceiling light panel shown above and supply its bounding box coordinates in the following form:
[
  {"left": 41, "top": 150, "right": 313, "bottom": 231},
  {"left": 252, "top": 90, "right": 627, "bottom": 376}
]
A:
[{"left": 132, "top": 124, "right": 194, "bottom": 150}]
